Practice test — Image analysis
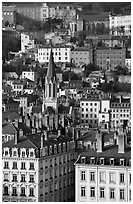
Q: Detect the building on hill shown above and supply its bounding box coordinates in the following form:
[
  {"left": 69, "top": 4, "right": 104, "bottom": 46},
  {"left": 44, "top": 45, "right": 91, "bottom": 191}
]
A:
[
  {"left": 2, "top": 126, "right": 76, "bottom": 202},
  {"left": 75, "top": 128, "right": 131, "bottom": 202},
  {"left": 109, "top": 14, "right": 131, "bottom": 36},
  {"left": 2, "top": 5, "right": 16, "bottom": 25},
  {"left": 94, "top": 47, "right": 126, "bottom": 70}
]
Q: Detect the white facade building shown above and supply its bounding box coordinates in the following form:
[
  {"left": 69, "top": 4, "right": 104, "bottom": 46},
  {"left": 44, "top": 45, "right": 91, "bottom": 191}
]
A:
[
  {"left": 125, "top": 58, "right": 131, "bottom": 72},
  {"left": 21, "top": 33, "right": 35, "bottom": 53},
  {"left": 35, "top": 46, "right": 71, "bottom": 64},
  {"left": 109, "top": 14, "right": 131, "bottom": 36},
  {"left": 2, "top": 146, "right": 39, "bottom": 202},
  {"left": 21, "top": 71, "right": 37, "bottom": 82},
  {"left": 75, "top": 131, "right": 131, "bottom": 202}
]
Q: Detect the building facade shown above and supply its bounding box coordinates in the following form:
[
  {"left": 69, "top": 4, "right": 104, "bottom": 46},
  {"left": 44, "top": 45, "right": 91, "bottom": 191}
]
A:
[
  {"left": 94, "top": 47, "right": 126, "bottom": 70},
  {"left": 109, "top": 14, "right": 131, "bottom": 36},
  {"left": 71, "top": 48, "right": 93, "bottom": 67},
  {"left": 75, "top": 130, "right": 131, "bottom": 202},
  {"left": 35, "top": 46, "right": 71, "bottom": 64},
  {"left": 2, "top": 5, "right": 16, "bottom": 25},
  {"left": 21, "top": 33, "right": 35, "bottom": 53}
]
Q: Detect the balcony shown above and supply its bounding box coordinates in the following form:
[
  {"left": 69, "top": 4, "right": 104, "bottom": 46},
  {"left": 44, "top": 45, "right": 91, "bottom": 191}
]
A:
[
  {"left": 20, "top": 180, "right": 26, "bottom": 183},
  {"left": 12, "top": 180, "right": 18, "bottom": 182},
  {"left": 20, "top": 194, "right": 26, "bottom": 197},
  {"left": 3, "top": 193, "right": 9, "bottom": 196},
  {"left": 29, "top": 180, "right": 35, "bottom": 183},
  {"left": 3, "top": 179, "right": 9, "bottom": 182}
]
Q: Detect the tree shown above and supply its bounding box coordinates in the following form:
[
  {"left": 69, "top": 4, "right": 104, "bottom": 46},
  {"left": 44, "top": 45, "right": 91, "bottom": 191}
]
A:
[
  {"left": 4, "top": 21, "right": 9, "bottom": 27},
  {"left": 83, "top": 63, "right": 100, "bottom": 77}
]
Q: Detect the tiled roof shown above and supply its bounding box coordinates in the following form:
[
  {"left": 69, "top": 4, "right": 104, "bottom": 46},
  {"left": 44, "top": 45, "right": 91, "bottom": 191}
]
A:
[
  {"left": 2, "top": 122, "right": 18, "bottom": 135},
  {"left": 2, "top": 112, "right": 20, "bottom": 122},
  {"left": 75, "top": 145, "right": 131, "bottom": 164},
  {"left": 32, "top": 106, "right": 42, "bottom": 113}
]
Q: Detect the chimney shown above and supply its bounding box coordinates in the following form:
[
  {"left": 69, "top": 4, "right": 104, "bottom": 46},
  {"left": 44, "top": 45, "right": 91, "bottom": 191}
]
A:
[
  {"left": 118, "top": 134, "right": 125, "bottom": 154},
  {"left": 76, "top": 129, "right": 80, "bottom": 139},
  {"left": 58, "top": 129, "right": 61, "bottom": 137},
  {"left": 97, "top": 131, "right": 104, "bottom": 153},
  {"left": 55, "top": 114, "right": 58, "bottom": 130},
  {"left": 41, "top": 134, "right": 44, "bottom": 149},
  {"left": 32, "top": 128, "right": 36, "bottom": 134},
  {"left": 26, "top": 119, "right": 31, "bottom": 127},
  {"left": 19, "top": 129, "right": 23, "bottom": 137},
  {"left": 38, "top": 118, "right": 42, "bottom": 129},
  {"left": 14, "top": 119, "right": 19, "bottom": 128},
  {"left": 15, "top": 133, "right": 19, "bottom": 145},
  {"left": 35, "top": 118, "right": 39, "bottom": 129},
  {"left": 44, "top": 130, "right": 48, "bottom": 140}
]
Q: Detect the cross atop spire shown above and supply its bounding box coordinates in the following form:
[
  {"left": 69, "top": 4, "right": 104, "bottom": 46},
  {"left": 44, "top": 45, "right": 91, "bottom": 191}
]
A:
[{"left": 46, "top": 49, "right": 56, "bottom": 79}]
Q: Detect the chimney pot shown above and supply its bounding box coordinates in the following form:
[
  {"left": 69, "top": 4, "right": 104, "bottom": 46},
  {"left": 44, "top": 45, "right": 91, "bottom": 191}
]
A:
[
  {"left": 97, "top": 131, "right": 104, "bottom": 153},
  {"left": 118, "top": 134, "right": 125, "bottom": 154}
]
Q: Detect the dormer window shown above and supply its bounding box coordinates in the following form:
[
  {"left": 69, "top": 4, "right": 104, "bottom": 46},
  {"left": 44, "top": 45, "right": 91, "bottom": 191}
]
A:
[
  {"left": 81, "top": 157, "right": 86, "bottom": 164},
  {"left": 49, "top": 146, "right": 52, "bottom": 155},
  {"left": 91, "top": 157, "right": 95, "bottom": 164},
  {"left": 54, "top": 145, "right": 57, "bottom": 154},
  {"left": 45, "top": 147, "right": 48, "bottom": 156},
  {"left": 110, "top": 158, "right": 114, "bottom": 165},
  {"left": 120, "top": 159, "right": 125, "bottom": 166},
  {"left": 100, "top": 158, "right": 105, "bottom": 165},
  {"left": 30, "top": 151, "right": 34, "bottom": 157},
  {"left": 5, "top": 151, "right": 8, "bottom": 156},
  {"left": 13, "top": 150, "right": 17, "bottom": 157}
]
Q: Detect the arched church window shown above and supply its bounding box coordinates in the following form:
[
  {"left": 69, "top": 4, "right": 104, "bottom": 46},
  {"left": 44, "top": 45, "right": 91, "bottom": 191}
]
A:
[
  {"left": 49, "top": 84, "right": 51, "bottom": 97},
  {"left": 53, "top": 83, "right": 56, "bottom": 98}
]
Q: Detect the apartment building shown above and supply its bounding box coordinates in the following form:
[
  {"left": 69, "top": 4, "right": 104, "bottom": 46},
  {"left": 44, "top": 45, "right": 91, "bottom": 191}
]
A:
[
  {"left": 2, "top": 129, "right": 76, "bottom": 202},
  {"left": 71, "top": 48, "right": 93, "bottom": 67},
  {"left": 75, "top": 129, "right": 131, "bottom": 202},
  {"left": 109, "top": 14, "right": 131, "bottom": 36},
  {"left": 125, "top": 58, "right": 131, "bottom": 72},
  {"left": 80, "top": 90, "right": 110, "bottom": 129},
  {"left": 21, "top": 33, "right": 35, "bottom": 53},
  {"left": 110, "top": 96, "right": 131, "bottom": 129},
  {"left": 21, "top": 71, "right": 38, "bottom": 83},
  {"left": 2, "top": 5, "right": 16, "bottom": 24},
  {"left": 94, "top": 47, "right": 126, "bottom": 70},
  {"left": 35, "top": 46, "right": 71, "bottom": 64}
]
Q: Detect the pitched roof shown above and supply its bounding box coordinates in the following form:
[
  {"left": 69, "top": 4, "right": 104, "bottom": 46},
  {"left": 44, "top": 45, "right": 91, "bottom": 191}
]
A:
[
  {"left": 46, "top": 50, "right": 56, "bottom": 79},
  {"left": 2, "top": 122, "right": 18, "bottom": 135},
  {"left": 2, "top": 112, "right": 20, "bottom": 122}
]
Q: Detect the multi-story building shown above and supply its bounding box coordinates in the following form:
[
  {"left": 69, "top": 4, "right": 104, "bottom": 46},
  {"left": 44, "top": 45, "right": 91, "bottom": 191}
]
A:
[
  {"left": 80, "top": 90, "right": 110, "bottom": 129},
  {"left": 109, "top": 14, "right": 131, "bottom": 36},
  {"left": 35, "top": 46, "right": 71, "bottom": 64},
  {"left": 71, "top": 48, "right": 93, "bottom": 67},
  {"left": 75, "top": 129, "right": 131, "bottom": 202},
  {"left": 2, "top": 123, "right": 76, "bottom": 202},
  {"left": 2, "top": 5, "right": 16, "bottom": 25},
  {"left": 94, "top": 47, "right": 126, "bottom": 70},
  {"left": 21, "top": 33, "right": 35, "bottom": 53},
  {"left": 125, "top": 58, "right": 131, "bottom": 72},
  {"left": 21, "top": 71, "right": 38, "bottom": 83},
  {"left": 110, "top": 96, "right": 131, "bottom": 129}
]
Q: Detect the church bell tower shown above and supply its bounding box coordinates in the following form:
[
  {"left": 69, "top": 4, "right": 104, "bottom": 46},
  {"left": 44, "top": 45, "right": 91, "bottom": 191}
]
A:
[{"left": 42, "top": 50, "right": 58, "bottom": 113}]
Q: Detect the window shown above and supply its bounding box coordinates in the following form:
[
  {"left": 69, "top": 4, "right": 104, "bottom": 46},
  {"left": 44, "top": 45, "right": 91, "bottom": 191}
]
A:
[
  {"left": 86, "top": 108, "right": 88, "bottom": 111},
  {"left": 94, "top": 103, "right": 97, "bottom": 106},
  {"left": 120, "top": 159, "right": 124, "bottom": 166},
  {"left": 21, "top": 174, "right": 25, "bottom": 182},
  {"left": 21, "top": 187, "right": 25, "bottom": 196},
  {"left": 129, "top": 173, "right": 131, "bottom": 184},
  {"left": 3, "top": 186, "right": 8, "bottom": 195},
  {"left": 22, "top": 151, "right": 25, "bottom": 157},
  {"left": 90, "top": 157, "right": 95, "bottom": 164},
  {"left": 110, "top": 188, "right": 115, "bottom": 199},
  {"left": 129, "top": 189, "right": 131, "bottom": 201},
  {"left": 12, "top": 187, "right": 17, "bottom": 196},
  {"left": 29, "top": 175, "right": 34, "bottom": 182},
  {"left": 99, "top": 172, "right": 105, "bottom": 182},
  {"left": 90, "top": 108, "right": 93, "bottom": 112},
  {"left": 12, "top": 174, "right": 17, "bottom": 182},
  {"left": 82, "top": 108, "right": 84, "bottom": 111},
  {"left": 4, "top": 173, "right": 8, "bottom": 181},
  {"left": 21, "top": 162, "right": 26, "bottom": 170},
  {"left": 30, "top": 151, "right": 34, "bottom": 157},
  {"left": 86, "top": 114, "right": 88, "bottom": 118},
  {"left": 59, "top": 57, "right": 61, "bottom": 60},
  {"left": 81, "top": 157, "right": 86, "bottom": 163},
  {"left": 120, "top": 189, "right": 125, "bottom": 200},
  {"left": 12, "top": 162, "right": 17, "bottom": 169},
  {"left": 4, "top": 162, "right": 9, "bottom": 169},
  {"left": 90, "top": 103, "right": 92, "bottom": 106},
  {"left": 109, "top": 173, "right": 115, "bottom": 183},
  {"left": 29, "top": 162, "right": 34, "bottom": 170},
  {"left": 5, "top": 151, "right": 8, "bottom": 156},
  {"left": 120, "top": 173, "right": 124, "bottom": 183},
  {"left": 100, "top": 158, "right": 104, "bottom": 165},
  {"left": 90, "top": 187, "right": 95, "bottom": 198},
  {"left": 13, "top": 151, "right": 17, "bottom": 156},
  {"left": 100, "top": 187, "right": 105, "bottom": 198},
  {"left": 110, "top": 158, "right": 114, "bottom": 165},
  {"left": 81, "top": 187, "right": 86, "bottom": 197},
  {"left": 29, "top": 188, "right": 34, "bottom": 196},
  {"left": 90, "top": 172, "right": 95, "bottom": 182},
  {"left": 81, "top": 171, "right": 86, "bottom": 181}
]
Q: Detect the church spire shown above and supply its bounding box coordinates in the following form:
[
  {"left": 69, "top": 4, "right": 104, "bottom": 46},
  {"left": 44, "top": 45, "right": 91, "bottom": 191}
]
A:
[{"left": 46, "top": 49, "right": 56, "bottom": 79}]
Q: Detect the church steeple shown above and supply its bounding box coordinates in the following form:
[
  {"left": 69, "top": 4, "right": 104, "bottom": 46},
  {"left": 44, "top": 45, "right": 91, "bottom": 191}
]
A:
[
  {"left": 42, "top": 49, "right": 58, "bottom": 113},
  {"left": 46, "top": 50, "right": 56, "bottom": 80}
]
